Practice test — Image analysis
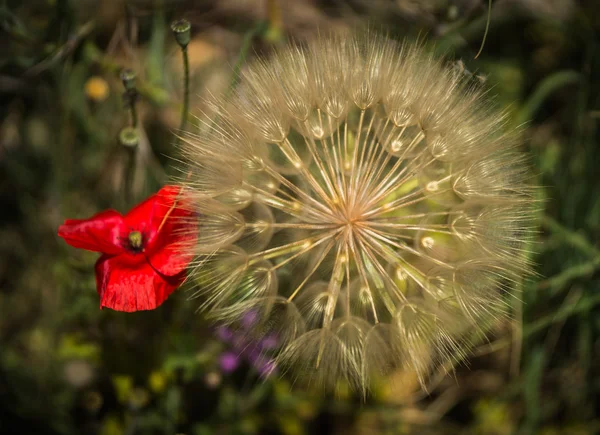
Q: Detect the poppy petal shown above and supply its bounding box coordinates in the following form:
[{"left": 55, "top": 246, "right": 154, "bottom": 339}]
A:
[
  {"left": 147, "top": 243, "right": 194, "bottom": 277},
  {"left": 147, "top": 214, "right": 195, "bottom": 276},
  {"left": 95, "top": 254, "right": 182, "bottom": 312},
  {"left": 146, "top": 186, "right": 196, "bottom": 276},
  {"left": 123, "top": 186, "right": 183, "bottom": 248},
  {"left": 122, "top": 193, "right": 161, "bottom": 243},
  {"left": 59, "top": 210, "right": 126, "bottom": 255}
]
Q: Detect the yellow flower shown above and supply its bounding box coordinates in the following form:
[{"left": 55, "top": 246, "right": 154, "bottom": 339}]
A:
[
  {"left": 85, "top": 76, "right": 109, "bottom": 102},
  {"left": 148, "top": 371, "right": 168, "bottom": 393}
]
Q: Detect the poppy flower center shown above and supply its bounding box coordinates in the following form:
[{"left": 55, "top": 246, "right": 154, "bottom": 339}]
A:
[{"left": 127, "top": 230, "right": 144, "bottom": 252}]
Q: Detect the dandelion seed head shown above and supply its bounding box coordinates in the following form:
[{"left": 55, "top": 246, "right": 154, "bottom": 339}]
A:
[{"left": 178, "top": 33, "right": 538, "bottom": 394}]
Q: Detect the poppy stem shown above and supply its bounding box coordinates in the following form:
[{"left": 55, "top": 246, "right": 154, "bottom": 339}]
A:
[
  {"left": 119, "top": 127, "right": 139, "bottom": 207},
  {"left": 124, "top": 149, "right": 136, "bottom": 205},
  {"left": 120, "top": 69, "right": 138, "bottom": 127},
  {"left": 180, "top": 47, "right": 190, "bottom": 131},
  {"left": 130, "top": 103, "right": 138, "bottom": 128},
  {"left": 119, "top": 70, "right": 140, "bottom": 205},
  {"left": 180, "top": 47, "right": 189, "bottom": 133},
  {"left": 171, "top": 19, "right": 191, "bottom": 136}
]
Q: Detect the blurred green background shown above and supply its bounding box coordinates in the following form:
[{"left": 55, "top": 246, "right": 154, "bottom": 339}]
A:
[{"left": 1, "top": 0, "right": 599, "bottom": 434}]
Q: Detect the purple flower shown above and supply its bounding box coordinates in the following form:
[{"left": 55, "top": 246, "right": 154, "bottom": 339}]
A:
[
  {"left": 259, "top": 334, "right": 277, "bottom": 350},
  {"left": 241, "top": 310, "right": 258, "bottom": 328},
  {"left": 214, "top": 312, "right": 278, "bottom": 378},
  {"left": 219, "top": 352, "right": 240, "bottom": 373},
  {"left": 216, "top": 326, "right": 233, "bottom": 342}
]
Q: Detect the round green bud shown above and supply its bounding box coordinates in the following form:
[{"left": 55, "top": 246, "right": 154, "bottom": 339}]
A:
[
  {"left": 119, "top": 127, "right": 139, "bottom": 149},
  {"left": 171, "top": 19, "right": 191, "bottom": 49},
  {"left": 120, "top": 69, "right": 137, "bottom": 91}
]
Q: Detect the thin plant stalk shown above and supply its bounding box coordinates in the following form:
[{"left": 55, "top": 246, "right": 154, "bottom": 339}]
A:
[
  {"left": 120, "top": 70, "right": 139, "bottom": 205},
  {"left": 171, "top": 19, "right": 192, "bottom": 134},
  {"left": 180, "top": 46, "right": 189, "bottom": 132},
  {"left": 119, "top": 127, "right": 139, "bottom": 208}
]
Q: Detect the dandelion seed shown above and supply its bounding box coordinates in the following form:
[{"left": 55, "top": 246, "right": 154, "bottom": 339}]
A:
[{"left": 177, "top": 33, "right": 538, "bottom": 393}]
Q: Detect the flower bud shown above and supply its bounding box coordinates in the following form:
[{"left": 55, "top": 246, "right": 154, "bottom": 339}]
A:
[
  {"left": 120, "top": 69, "right": 137, "bottom": 92},
  {"left": 119, "top": 127, "right": 139, "bottom": 149},
  {"left": 171, "top": 19, "right": 191, "bottom": 49}
]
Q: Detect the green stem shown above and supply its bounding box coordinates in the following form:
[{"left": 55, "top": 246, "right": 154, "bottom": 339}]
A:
[
  {"left": 180, "top": 47, "right": 189, "bottom": 133},
  {"left": 539, "top": 256, "right": 600, "bottom": 293},
  {"left": 516, "top": 70, "right": 580, "bottom": 125},
  {"left": 541, "top": 215, "right": 600, "bottom": 258},
  {"left": 124, "top": 148, "right": 136, "bottom": 206},
  {"left": 473, "top": 0, "right": 492, "bottom": 59},
  {"left": 229, "top": 21, "right": 268, "bottom": 94},
  {"left": 539, "top": 216, "right": 600, "bottom": 294},
  {"left": 524, "top": 292, "right": 600, "bottom": 337},
  {"left": 130, "top": 101, "right": 138, "bottom": 128},
  {"left": 119, "top": 127, "right": 139, "bottom": 207},
  {"left": 264, "top": 0, "right": 283, "bottom": 43},
  {"left": 82, "top": 42, "right": 169, "bottom": 106}
]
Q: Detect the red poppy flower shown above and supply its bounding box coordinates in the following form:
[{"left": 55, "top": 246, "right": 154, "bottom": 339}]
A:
[{"left": 58, "top": 186, "right": 195, "bottom": 312}]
